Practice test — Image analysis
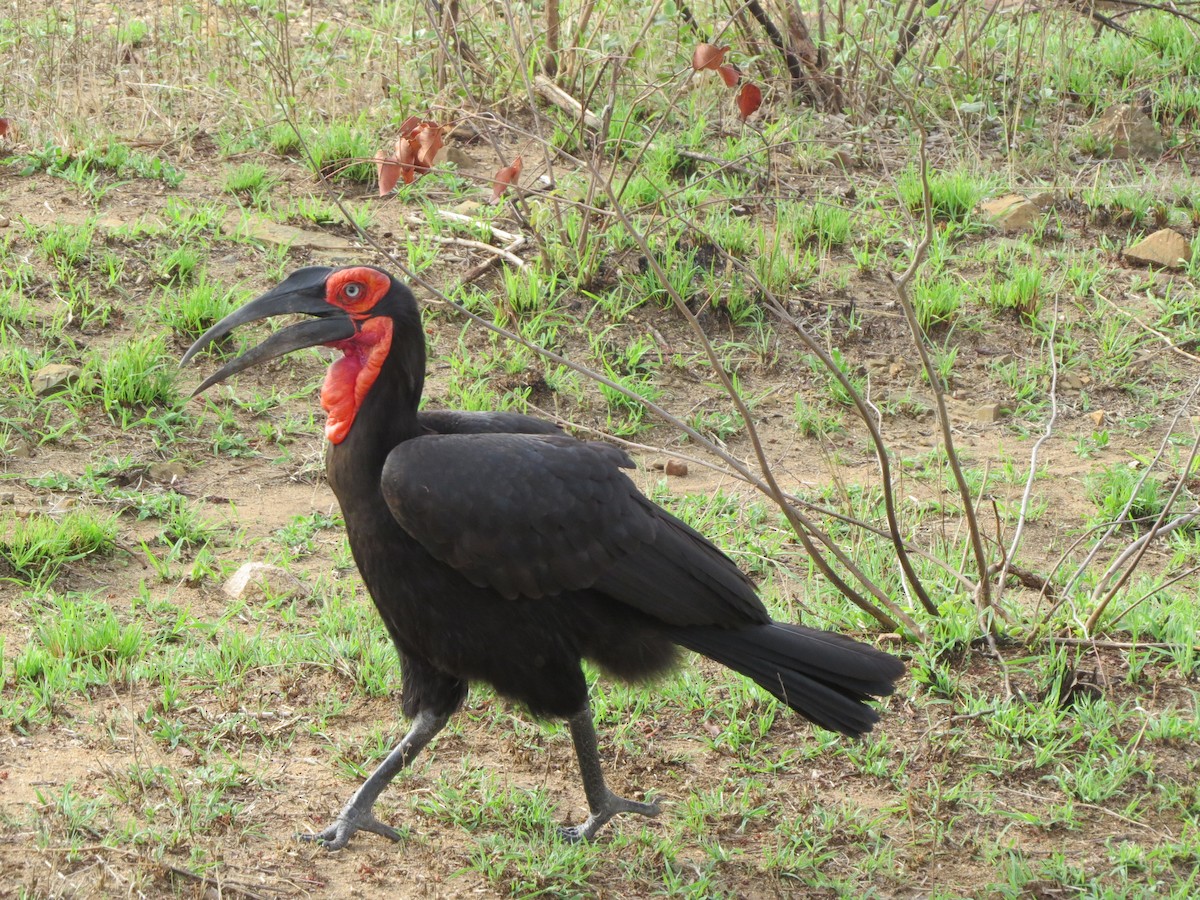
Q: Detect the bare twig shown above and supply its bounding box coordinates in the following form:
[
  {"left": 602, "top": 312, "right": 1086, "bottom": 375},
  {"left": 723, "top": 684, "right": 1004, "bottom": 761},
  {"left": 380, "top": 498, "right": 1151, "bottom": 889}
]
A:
[
  {"left": 1061, "top": 377, "right": 1200, "bottom": 606},
  {"left": 533, "top": 73, "right": 603, "bottom": 130},
  {"left": 888, "top": 123, "right": 990, "bottom": 621},
  {"left": 993, "top": 293, "right": 1060, "bottom": 610}
]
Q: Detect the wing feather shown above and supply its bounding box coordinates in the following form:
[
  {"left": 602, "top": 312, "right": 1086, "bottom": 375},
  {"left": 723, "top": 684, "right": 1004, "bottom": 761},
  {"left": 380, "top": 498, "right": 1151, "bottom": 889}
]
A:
[{"left": 380, "top": 432, "right": 769, "bottom": 627}]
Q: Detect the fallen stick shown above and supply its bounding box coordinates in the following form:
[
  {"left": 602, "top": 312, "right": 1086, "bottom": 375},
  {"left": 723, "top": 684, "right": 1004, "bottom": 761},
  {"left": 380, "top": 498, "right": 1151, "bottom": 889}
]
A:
[{"left": 533, "top": 74, "right": 602, "bottom": 130}]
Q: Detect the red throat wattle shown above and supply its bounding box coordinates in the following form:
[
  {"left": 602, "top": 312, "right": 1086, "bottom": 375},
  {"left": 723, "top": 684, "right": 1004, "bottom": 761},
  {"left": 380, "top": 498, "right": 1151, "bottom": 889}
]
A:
[{"left": 321, "top": 317, "right": 394, "bottom": 443}]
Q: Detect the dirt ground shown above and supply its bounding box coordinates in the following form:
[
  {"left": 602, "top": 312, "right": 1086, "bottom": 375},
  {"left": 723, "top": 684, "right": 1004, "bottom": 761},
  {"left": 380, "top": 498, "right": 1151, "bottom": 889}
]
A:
[{"left": 2, "top": 5, "right": 1200, "bottom": 896}]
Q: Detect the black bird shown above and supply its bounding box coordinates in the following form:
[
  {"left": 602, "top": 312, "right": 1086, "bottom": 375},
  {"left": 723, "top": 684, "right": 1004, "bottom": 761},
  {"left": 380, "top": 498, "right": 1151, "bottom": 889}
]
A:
[{"left": 182, "top": 265, "right": 904, "bottom": 850}]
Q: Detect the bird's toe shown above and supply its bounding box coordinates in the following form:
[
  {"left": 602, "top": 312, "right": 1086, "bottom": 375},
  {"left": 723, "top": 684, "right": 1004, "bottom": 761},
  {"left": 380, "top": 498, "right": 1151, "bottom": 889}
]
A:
[
  {"left": 299, "top": 824, "right": 349, "bottom": 850},
  {"left": 557, "top": 822, "right": 593, "bottom": 843},
  {"left": 299, "top": 813, "right": 402, "bottom": 851}
]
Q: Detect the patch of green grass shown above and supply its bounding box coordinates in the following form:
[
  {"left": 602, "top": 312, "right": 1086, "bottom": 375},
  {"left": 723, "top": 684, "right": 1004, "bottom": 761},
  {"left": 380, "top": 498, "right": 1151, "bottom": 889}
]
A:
[
  {"left": 36, "top": 221, "right": 95, "bottom": 273},
  {"left": 912, "top": 275, "right": 963, "bottom": 330},
  {"left": 159, "top": 272, "right": 239, "bottom": 340},
  {"left": 782, "top": 200, "right": 853, "bottom": 248},
  {"left": 291, "top": 195, "right": 342, "bottom": 226},
  {"left": 898, "top": 167, "right": 985, "bottom": 223},
  {"left": 1087, "top": 464, "right": 1166, "bottom": 528},
  {"left": 113, "top": 19, "right": 149, "bottom": 48},
  {"left": 0, "top": 510, "right": 119, "bottom": 585},
  {"left": 10, "top": 139, "right": 184, "bottom": 187},
  {"left": 223, "top": 162, "right": 271, "bottom": 208},
  {"left": 306, "top": 121, "right": 377, "bottom": 183},
  {"left": 96, "top": 335, "right": 179, "bottom": 424},
  {"left": 156, "top": 245, "right": 203, "bottom": 284},
  {"left": 268, "top": 121, "right": 303, "bottom": 156},
  {"left": 989, "top": 263, "right": 1043, "bottom": 318}
]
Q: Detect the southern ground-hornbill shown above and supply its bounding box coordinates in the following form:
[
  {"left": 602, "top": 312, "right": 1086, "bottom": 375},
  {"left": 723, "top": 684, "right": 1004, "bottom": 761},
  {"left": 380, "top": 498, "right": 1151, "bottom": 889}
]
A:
[{"left": 182, "top": 264, "right": 905, "bottom": 850}]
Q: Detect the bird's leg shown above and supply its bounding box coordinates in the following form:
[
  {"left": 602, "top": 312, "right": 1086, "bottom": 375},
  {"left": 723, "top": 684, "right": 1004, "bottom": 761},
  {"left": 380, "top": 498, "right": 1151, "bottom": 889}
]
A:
[
  {"left": 560, "top": 707, "right": 660, "bottom": 841},
  {"left": 300, "top": 709, "right": 448, "bottom": 851}
]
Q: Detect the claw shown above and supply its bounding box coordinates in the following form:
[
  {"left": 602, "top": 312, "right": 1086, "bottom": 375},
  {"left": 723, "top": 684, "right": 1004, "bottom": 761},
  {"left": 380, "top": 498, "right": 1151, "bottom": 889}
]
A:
[
  {"left": 559, "top": 793, "right": 660, "bottom": 842},
  {"left": 299, "top": 813, "right": 403, "bottom": 851}
]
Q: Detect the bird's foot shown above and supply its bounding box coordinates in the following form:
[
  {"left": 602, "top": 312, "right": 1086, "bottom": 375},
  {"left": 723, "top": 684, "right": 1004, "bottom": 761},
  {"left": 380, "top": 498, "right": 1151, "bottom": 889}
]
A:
[
  {"left": 299, "top": 810, "right": 403, "bottom": 851},
  {"left": 559, "top": 793, "right": 660, "bottom": 842}
]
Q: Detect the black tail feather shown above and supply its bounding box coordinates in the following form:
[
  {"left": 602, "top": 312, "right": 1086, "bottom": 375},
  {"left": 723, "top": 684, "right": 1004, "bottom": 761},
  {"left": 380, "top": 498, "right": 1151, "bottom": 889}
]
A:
[{"left": 674, "top": 622, "right": 905, "bottom": 737}]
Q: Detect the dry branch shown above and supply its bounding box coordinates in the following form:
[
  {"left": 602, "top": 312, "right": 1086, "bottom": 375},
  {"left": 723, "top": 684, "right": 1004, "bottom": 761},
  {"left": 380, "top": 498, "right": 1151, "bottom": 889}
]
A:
[{"left": 533, "top": 74, "right": 603, "bottom": 130}]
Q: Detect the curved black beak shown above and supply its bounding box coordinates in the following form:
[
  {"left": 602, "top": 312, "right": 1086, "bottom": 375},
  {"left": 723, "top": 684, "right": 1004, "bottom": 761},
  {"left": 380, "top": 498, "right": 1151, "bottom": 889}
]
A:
[{"left": 181, "top": 266, "right": 357, "bottom": 396}]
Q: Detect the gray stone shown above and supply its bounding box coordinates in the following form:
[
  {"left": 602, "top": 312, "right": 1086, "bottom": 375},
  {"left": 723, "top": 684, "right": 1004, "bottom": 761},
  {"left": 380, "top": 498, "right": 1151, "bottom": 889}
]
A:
[
  {"left": 32, "top": 363, "right": 82, "bottom": 396},
  {"left": 148, "top": 461, "right": 187, "bottom": 484},
  {"left": 1089, "top": 104, "right": 1163, "bottom": 159},
  {"left": 222, "top": 562, "right": 308, "bottom": 602},
  {"left": 1125, "top": 229, "right": 1191, "bottom": 270},
  {"left": 980, "top": 194, "right": 1043, "bottom": 232},
  {"left": 974, "top": 403, "right": 1003, "bottom": 424},
  {"left": 225, "top": 213, "right": 358, "bottom": 252}
]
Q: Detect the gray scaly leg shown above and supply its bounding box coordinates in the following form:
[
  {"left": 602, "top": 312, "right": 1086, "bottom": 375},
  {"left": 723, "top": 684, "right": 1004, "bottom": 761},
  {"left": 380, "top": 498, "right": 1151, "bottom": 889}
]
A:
[
  {"left": 300, "top": 709, "right": 448, "bottom": 850},
  {"left": 560, "top": 707, "right": 660, "bottom": 841}
]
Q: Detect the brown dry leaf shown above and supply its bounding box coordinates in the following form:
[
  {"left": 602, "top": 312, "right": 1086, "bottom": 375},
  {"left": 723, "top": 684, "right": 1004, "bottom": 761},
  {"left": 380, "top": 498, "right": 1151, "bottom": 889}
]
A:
[
  {"left": 397, "top": 115, "right": 421, "bottom": 137},
  {"left": 376, "top": 152, "right": 401, "bottom": 196},
  {"left": 717, "top": 64, "right": 740, "bottom": 87},
  {"left": 490, "top": 156, "right": 523, "bottom": 203},
  {"left": 412, "top": 123, "right": 444, "bottom": 172},
  {"left": 395, "top": 137, "right": 417, "bottom": 185},
  {"left": 736, "top": 82, "right": 762, "bottom": 120},
  {"left": 0, "top": 118, "right": 9, "bottom": 138},
  {"left": 691, "top": 44, "right": 727, "bottom": 71}
]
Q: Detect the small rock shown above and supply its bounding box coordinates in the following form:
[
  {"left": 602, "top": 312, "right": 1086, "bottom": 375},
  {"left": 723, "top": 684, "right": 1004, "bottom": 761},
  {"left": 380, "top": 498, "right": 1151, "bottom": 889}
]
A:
[
  {"left": 452, "top": 200, "right": 483, "bottom": 216},
  {"left": 444, "top": 146, "right": 478, "bottom": 170},
  {"left": 1124, "top": 229, "right": 1192, "bottom": 271},
  {"left": 222, "top": 563, "right": 308, "bottom": 602},
  {"left": 1061, "top": 371, "right": 1086, "bottom": 391},
  {"left": 1028, "top": 191, "right": 1056, "bottom": 211},
  {"left": 1089, "top": 410, "right": 1107, "bottom": 428},
  {"left": 225, "top": 213, "right": 357, "bottom": 252},
  {"left": 829, "top": 149, "right": 853, "bottom": 170},
  {"left": 6, "top": 438, "right": 34, "bottom": 459},
  {"left": 148, "top": 461, "right": 187, "bottom": 484},
  {"left": 32, "top": 363, "right": 82, "bottom": 396},
  {"left": 0, "top": 491, "right": 15, "bottom": 504},
  {"left": 980, "top": 194, "right": 1042, "bottom": 232},
  {"left": 974, "top": 403, "right": 1003, "bottom": 424},
  {"left": 664, "top": 459, "right": 689, "bottom": 477},
  {"left": 0, "top": 215, "right": 9, "bottom": 228},
  {"left": 1088, "top": 103, "right": 1163, "bottom": 159}
]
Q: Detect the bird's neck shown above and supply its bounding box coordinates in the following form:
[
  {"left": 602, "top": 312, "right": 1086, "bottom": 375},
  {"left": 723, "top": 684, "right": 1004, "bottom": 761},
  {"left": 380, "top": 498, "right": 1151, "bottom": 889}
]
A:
[
  {"left": 324, "top": 328, "right": 425, "bottom": 497},
  {"left": 321, "top": 318, "right": 395, "bottom": 445}
]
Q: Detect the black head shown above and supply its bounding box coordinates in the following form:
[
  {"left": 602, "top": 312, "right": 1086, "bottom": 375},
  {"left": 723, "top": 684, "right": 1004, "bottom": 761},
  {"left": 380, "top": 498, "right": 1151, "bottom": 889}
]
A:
[{"left": 182, "top": 265, "right": 424, "bottom": 442}]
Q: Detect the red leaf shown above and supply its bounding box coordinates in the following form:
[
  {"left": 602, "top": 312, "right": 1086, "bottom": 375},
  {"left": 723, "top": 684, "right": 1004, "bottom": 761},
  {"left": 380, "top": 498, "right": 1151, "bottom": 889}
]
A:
[
  {"left": 717, "top": 64, "right": 740, "bottom": 87},
  {"left": 736, "top": 82, "right": 762, "bottom": 120},
  {"left": 412, "top": 123, "right": 444, "bottom": 172},
  {"left": 395, "top": 137, "right": 417, "bottom": 185},
  {"left": 490, "top": 156, "right": 523, "bottom": 203},
  {"left": 376, "top": 151, "right": 401, "bottom": 195},
  {"left": 0, "top": 118, "right": 9, "bottom": 139},
  {"left": 398, "top": 115, "right": 421, "bottom": 137},
  {"left": 691, "top": 44, "right": 727, "bottom": 71}
]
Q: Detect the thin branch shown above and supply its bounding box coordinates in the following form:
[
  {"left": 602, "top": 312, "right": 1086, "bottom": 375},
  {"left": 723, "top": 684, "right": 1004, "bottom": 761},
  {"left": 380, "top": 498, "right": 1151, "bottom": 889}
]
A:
[
  {"left": 1061, "top": 377, "right": 1200, "bottom": 603},
  {"left": 1107, "top": 563, "right": 1200, "bottom": 630},
  {"left": 993, "top": 294, "right": 1059, "bottom": 609},
  {"left": 889, "top": 124, "right": 990, "bottom": 619}
]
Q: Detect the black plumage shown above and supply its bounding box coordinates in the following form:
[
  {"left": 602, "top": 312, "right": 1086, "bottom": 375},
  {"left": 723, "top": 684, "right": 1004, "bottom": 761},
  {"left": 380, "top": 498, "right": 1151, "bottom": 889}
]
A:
[{"left": 183, "top": 264, "right": 905, "bottom": 849}]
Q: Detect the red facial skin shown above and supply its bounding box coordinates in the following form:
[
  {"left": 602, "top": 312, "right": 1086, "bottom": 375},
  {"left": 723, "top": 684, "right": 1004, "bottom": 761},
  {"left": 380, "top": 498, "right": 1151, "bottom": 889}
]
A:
[{"left": 319, "top": 268, "right": 395, "bottom": 444}]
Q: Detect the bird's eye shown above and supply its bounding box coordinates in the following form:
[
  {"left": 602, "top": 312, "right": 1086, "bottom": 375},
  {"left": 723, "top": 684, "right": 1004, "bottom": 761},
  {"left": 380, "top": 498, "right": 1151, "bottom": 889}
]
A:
[{"left": 344, "top": 283, "right": 364, "bottom": 299}]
